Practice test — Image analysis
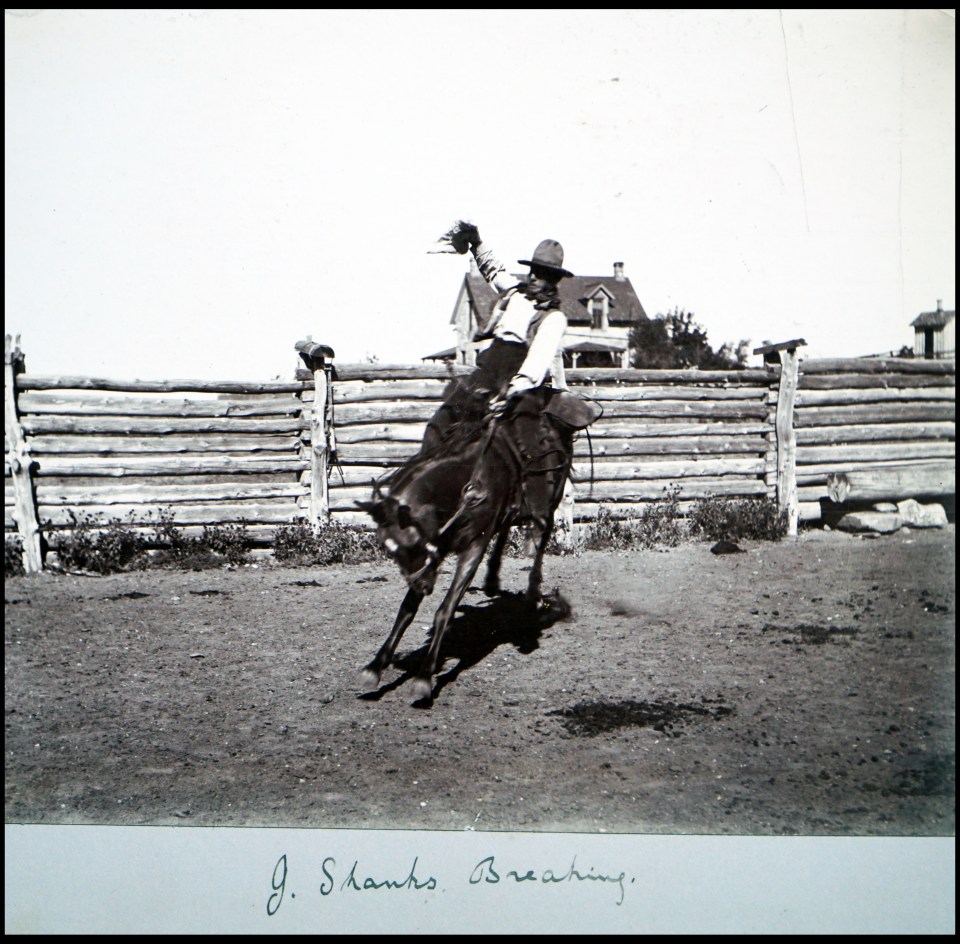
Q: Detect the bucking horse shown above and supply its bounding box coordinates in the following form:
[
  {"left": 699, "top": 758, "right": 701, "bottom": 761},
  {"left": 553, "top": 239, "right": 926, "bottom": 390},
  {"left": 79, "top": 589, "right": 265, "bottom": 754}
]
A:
[{"left": 357, "top": 386, "right": 596, "bottom": 701}]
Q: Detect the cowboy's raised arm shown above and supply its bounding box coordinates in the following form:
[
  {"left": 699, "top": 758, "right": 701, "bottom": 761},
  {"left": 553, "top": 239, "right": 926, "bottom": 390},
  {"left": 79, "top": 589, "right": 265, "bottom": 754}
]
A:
[{"left": 461, "top": 224, "right": 515, "bottom": 293}]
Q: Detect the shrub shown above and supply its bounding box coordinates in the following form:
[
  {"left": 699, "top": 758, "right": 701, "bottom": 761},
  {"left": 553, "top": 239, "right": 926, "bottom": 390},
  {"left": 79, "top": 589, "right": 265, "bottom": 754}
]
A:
[
  {"left": 500, "top": 524, "right": 580, "bottom": 559},
  {"left": 199, "top": 523, "right": 250, "bottom": 566},
  {"left": 583, "top": 489, "right": 688, "bottom": 551},
  {"left": 53, "top": 511, "right": 149, "bottom": 574},
  {"left": 273, "top": 517, "right": 386, "bottom": 566},
  {"left": 689, "top": 496, "right": 788, "bottom": 543},
  {"left": 148, "top": 509, "right": 253, "bottom": 570},
  {"left": 5, "top": 537, "right": 25, "bottom": 578},
  {"left": 50, "top": 507, "right": 255, "bottom": 574}
]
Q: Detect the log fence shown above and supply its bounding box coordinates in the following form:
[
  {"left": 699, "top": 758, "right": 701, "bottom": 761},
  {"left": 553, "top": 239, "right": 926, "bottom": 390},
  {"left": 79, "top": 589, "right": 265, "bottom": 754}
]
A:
[{"left": 5, "top": 334, "right": 954, "bottom": 573}]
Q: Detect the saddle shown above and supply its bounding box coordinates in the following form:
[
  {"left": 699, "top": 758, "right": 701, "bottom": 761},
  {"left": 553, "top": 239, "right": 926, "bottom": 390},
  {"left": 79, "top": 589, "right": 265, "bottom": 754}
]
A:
[{"left": 543, "top": 389, "right": 603, "bottom": 431}]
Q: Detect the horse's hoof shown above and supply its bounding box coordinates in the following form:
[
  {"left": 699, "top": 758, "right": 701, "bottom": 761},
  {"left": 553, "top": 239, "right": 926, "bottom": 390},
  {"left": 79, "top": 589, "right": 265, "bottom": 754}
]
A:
[
  {"left": 360, "top": 668, "right": 381, "bottom": 689},
  {"left": 483, "top": 581, "right": 501, "bottom": 597},
  {"left": 410, "top": 677, "right": 433, "bottom": 702}
]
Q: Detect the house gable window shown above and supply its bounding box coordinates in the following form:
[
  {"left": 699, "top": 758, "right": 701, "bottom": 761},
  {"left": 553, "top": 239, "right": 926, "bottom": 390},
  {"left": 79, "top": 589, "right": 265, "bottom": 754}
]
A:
[{"left": 589, "top": 291, "right": 610, "bottom": 330}]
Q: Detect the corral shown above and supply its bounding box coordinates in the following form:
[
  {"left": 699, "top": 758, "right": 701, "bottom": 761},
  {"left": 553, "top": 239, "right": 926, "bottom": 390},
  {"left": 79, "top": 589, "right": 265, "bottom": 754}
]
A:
[
  {"left": 4, "top": 337, "right": 955, "bottom": 836},
  {"left": 4, "top": 525, "right": 954, "bottom": 834}
]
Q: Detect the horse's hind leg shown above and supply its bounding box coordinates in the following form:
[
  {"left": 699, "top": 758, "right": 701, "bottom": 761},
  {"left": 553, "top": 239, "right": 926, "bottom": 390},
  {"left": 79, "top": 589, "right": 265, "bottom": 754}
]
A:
[
  {"left": 361, "top": 586, "right": 423, "bottom": 688},
  {"left": 412, "top": 538, "right": 487, "bottom": 701},
  {"left": 525, "top": 506, "right": 559, "bottom": 607},
  {"left": 482, "top": 520, "right": 512, "bottom": 596}
]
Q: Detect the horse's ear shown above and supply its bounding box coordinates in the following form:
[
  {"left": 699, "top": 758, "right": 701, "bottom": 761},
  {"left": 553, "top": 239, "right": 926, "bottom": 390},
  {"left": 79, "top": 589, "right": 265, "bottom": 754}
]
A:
[{"left": 355, "top": 500, "right": 387, "bottom": 525}]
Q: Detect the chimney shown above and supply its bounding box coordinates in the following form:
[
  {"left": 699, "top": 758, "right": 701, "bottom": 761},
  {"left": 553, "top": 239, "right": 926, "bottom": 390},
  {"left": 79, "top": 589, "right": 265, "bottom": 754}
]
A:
[
  {"left": 613, "top": 261, "right": 625, "bottom": 282},
  {"left": 937, "top": 298, "right": 943, "bottom": 313}
]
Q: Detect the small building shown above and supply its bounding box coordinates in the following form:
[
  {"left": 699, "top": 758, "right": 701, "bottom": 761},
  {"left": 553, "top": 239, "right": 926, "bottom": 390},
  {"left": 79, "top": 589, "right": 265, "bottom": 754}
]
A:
[
  {"left": 426, "top": 260, "right": 649, "bottom": 368},
  {"left": 911, "top": 300, "right": 955, "bottom": 360}
]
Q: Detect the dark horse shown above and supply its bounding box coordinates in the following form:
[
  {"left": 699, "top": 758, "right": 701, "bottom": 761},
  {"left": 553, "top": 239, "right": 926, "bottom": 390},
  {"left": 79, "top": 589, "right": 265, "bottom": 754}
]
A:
[{"left": 357, "top": 389, "right": 577, "bottom": 701}]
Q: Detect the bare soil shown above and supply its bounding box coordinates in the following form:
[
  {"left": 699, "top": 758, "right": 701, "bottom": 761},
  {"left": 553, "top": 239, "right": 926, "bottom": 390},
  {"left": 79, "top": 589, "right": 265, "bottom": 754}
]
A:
[{"left": 4, "top": 526, "right": 955, "bottom": 836}]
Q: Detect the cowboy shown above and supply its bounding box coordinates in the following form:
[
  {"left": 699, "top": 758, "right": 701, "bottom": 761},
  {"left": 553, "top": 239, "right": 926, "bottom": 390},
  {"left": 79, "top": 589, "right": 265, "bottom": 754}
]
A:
[{"left": 421, "top": 222, "right": 573, "bottom": 458}]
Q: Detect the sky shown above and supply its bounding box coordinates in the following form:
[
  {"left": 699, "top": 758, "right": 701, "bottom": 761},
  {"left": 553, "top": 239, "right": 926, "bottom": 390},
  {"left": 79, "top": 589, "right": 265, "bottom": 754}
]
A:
[{"left": 4, "top": 9, "right": 956, "bottom": 380}]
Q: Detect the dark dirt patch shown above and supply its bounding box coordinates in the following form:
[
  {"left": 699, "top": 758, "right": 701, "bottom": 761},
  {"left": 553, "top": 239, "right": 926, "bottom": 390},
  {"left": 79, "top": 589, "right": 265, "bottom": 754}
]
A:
[
  {"left": 762, "top": 623, "right": 860, "bottom": 644},
  {"left": 4, "top": 526, "right": 955, "bottom": 836},
  {"left": 546, "top": 698, "right": 734, "bottom": 737}
]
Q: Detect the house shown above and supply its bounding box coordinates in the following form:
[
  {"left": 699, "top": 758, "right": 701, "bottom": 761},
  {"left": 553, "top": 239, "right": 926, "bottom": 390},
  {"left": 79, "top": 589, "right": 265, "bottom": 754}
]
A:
[
  {"left": 911, "top": 300, "right": 955, "bottom": 360},
  {"left": 425, "top": 260, "right": 648, "bottom": 369}
]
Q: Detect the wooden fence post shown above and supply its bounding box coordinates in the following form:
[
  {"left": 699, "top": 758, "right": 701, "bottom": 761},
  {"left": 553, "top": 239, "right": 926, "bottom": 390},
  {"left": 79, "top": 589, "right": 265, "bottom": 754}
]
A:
[
  {"left": 4, "top": 335, "right": 43, "bottom": 572},
  {"left": 295, "top": 341, "right": 336, "bottom": 526},
  {"left": 755, "top": 339, "right": 807, "bottom": 537}
]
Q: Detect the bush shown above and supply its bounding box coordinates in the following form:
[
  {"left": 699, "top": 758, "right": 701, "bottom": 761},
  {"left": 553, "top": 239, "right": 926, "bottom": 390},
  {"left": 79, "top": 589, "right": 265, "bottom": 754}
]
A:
[
  {"left": 148, "top": 509, "right": 252, "bottom": 570},
  {"left": 499, "top": 524, "right": 580, "bottom": 559},
  {"left": 689, "top": 496, "right": 788, "bottom": 543},
  {"left": 5, "top": 537, "right": 25, "bottom": 578},
  {"left": 53, "top": 511, "right": 149, "bottom": 574},
  {"left": 199, "top": 523, "right": 250, "bottom": 566},
  {"left": 583, "top": 489, "right": 688, "bottom": 551},
  {"left": 273, "top": 517, "right": 386, "bottom": 566},
  {"left": 50, "top": 507, "right": 254, "bottom": 574}
]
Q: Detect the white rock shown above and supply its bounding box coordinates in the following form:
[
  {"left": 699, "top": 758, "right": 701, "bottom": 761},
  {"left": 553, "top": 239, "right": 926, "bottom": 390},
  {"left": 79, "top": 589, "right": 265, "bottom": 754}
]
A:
[
  {"left": 896, "top": 499, "right": 948, "bottom": 528},
  {"left": 836, "top": 511, "right": 902, "bottom": 534}
]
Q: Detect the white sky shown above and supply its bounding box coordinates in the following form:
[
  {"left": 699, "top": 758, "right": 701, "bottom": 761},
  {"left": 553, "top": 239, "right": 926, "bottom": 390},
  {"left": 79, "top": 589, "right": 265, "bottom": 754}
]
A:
[{"left": 5, "top": 9, "right": 956, "bottom": 380}]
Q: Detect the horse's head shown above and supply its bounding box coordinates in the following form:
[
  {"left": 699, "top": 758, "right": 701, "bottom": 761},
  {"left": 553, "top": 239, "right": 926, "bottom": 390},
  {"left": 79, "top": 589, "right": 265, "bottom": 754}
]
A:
[{"left": 357, "top": 483, "right": 442, "bottom": 595}]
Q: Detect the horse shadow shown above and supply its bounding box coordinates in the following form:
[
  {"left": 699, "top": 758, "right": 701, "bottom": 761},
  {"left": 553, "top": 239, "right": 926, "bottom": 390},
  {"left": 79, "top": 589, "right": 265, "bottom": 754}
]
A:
[{"left": 358, "top": 588, "right": 572, "bottom": 706}]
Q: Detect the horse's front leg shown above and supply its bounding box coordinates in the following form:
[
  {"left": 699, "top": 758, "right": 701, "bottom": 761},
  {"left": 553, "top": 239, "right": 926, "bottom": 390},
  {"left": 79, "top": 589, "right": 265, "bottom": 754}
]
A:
[
  {"left": 411, "top": 538, "right": 488, "bottom": 701},
  {"left": 361, "top": 586, "right": 423, "bottom": 688}
]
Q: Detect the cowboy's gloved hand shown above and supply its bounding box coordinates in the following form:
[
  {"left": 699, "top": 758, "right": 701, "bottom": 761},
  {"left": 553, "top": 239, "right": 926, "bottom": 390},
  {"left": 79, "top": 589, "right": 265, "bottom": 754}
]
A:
[
  {"left": 488, "top": 394, "right": 509, "bottom": 416},
  {"left": 504, "top": 376, "right": 533, "bottom": 400},
  {"left": 434, "top": 220, "right": 481, "bottom": 254},
  {"left": 455, "top": 221, "right": 481, "bottom": 253}
]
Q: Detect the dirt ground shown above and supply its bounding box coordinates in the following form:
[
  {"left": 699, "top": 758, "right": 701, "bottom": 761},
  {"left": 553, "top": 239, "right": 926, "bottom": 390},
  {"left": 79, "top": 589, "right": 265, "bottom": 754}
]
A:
[{"left": 4, "top": 525, "right": 955, "bottom": 836}]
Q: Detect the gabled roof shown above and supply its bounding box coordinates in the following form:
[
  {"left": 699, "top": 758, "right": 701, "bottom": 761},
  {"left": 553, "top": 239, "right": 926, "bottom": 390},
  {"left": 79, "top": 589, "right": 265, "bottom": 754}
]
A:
[
  {"left": 453, "top": 271, "right": 648, "bottom": 329},
  {"left": 564, "top": 338, "right": 628, "bottom": 353},
  {"left": 911, "top": 308, "right": 955, "bottom": 328},
  {"left": 423, "top": 346, "right": 457, "bottom": 361}
]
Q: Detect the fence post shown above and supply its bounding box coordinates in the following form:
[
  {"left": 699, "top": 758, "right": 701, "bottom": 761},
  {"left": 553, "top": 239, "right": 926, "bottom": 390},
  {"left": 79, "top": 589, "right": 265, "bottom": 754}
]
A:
[
  {"left": 4, "top": 335, "right": 43, "bottom": 573},
  {"left": 295, "top": 341, "right": 336, "bottom": 526},
  {"left": 755, "top": 339, "right": 806, "bottom": 537}
]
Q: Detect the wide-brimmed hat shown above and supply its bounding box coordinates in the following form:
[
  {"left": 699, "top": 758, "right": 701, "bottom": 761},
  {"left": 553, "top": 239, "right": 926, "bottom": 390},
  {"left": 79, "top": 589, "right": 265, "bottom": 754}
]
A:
[{"left": 518, "top": 238, "right": 573, "bottom": 279}]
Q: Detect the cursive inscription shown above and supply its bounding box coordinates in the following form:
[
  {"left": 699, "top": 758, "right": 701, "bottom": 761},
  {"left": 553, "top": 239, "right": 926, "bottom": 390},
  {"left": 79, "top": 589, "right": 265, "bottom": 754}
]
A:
[
  {"left": 338, "top": 856, "right": 438, "bottom": 893},
  {"left": 469, "top": 854, "right": 632, "bottom": 906},
  {"left": 268, "top": 854, "right": 438, "bottom": 914},
  {"left": 267, "top": 854, "right": 288, "bottom": 916},
  {"left": 267, "top": 851, "right": 633, "bottom": 915}
]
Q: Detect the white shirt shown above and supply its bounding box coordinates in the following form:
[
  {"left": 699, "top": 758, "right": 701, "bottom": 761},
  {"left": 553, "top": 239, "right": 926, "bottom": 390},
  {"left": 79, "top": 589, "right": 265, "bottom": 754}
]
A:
[{"left": 473, "top": 242, "right": 568, "bottom": 393}]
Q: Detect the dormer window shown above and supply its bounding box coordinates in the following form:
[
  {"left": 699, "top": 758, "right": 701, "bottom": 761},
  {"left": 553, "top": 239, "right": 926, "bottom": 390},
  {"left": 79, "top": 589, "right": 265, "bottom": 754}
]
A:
[{"left": 590, "top": 293, "right": 609, "bottom": 330}]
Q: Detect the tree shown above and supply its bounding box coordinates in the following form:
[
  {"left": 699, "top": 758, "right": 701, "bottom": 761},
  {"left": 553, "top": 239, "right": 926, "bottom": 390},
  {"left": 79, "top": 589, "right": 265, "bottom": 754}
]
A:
[{"left": 630, "top": 308, "right": 749, "bottom": 370}]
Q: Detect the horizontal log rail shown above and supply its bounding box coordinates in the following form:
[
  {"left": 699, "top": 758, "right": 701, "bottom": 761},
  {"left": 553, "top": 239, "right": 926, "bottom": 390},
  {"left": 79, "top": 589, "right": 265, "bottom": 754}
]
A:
[
  {"left": 19, "top": 481, "right": 306, "bottom": 505},
  {"left": 27, "top": 435, "right": 300, "bottom": 455},
  {"left": 18, "top": 375, "right": 311, "bottom": 394},
  {"left": 33, "top": 501, "right": 302, "bottom": 528},
  {"left": 21, "top": 415, "right": 306, "bottom": 435},
  {"left": 799, "top": 357, "right": 955, "bottom": 374},
  {"left": 32, "top": 455, "right": 307, "bottom": 476},
  {"left": 794, "top": 404, "right": 955, "bottom": 427},
  {"left": 18, "top": 393, "right": 302, "bottom": 417}
]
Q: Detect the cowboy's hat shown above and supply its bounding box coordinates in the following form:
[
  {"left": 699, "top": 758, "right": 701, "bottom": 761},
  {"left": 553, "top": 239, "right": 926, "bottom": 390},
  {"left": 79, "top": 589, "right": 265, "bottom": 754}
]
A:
[{"left": 518, "top": 239, "right": 573, "bottom": 279}]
